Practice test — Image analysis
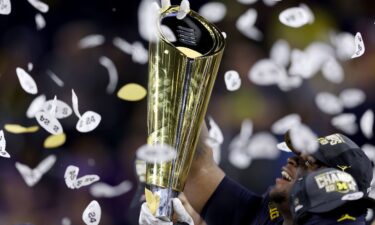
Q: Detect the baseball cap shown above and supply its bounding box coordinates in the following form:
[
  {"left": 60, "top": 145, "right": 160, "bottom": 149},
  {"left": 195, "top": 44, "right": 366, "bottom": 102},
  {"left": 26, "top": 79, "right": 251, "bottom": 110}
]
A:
[
  {"left": 290, "top": 168, "right": 375, "bottom": 224},
  {"left": 279, "top": 132, "right": 373, "bottom": 195}
]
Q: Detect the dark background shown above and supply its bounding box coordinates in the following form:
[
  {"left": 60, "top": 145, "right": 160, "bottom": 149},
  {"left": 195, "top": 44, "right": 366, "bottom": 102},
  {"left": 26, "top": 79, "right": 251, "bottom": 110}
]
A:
[{"left": 0, "top": 0, "right": 374, "bottom": 224}]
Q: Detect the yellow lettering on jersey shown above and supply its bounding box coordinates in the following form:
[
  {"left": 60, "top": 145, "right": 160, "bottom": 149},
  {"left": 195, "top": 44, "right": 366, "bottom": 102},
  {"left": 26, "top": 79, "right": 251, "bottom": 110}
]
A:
[
  {"left": 337, "top": 214, "right": 356, "bottom": 222},
  {"left": 269, "top": 205, "right": 280, "bottom": 220}
]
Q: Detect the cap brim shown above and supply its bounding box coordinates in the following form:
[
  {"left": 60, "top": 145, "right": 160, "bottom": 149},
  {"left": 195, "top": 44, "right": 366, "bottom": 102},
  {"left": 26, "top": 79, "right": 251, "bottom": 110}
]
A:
[{"left": 309, "top": 198, "right": 346, "bottom": 213}]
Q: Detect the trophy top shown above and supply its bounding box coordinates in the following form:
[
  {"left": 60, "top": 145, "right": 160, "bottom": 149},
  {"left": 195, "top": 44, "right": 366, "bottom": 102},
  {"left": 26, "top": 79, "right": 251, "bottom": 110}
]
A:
[{"left": 157, "top": 5, "right": 226, "bottom": 59}]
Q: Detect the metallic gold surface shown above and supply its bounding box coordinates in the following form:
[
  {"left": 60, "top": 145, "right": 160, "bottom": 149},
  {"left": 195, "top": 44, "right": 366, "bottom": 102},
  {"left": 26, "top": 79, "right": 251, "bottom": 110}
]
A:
[{"left": 145, "top": 5, "right": 225, "bottom": 219}]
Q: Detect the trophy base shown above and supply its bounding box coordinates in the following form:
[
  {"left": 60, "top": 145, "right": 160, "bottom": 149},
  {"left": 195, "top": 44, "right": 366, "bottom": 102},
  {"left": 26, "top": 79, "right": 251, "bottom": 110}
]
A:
[{"left": 148, "top": 185, "right": 179, "bottom": 221}]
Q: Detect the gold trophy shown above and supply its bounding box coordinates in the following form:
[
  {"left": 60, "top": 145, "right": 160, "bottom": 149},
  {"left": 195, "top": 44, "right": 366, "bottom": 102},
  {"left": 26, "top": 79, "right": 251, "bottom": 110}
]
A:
[{"left": 145, "top": 5, "right": 225, "bottom": 221}]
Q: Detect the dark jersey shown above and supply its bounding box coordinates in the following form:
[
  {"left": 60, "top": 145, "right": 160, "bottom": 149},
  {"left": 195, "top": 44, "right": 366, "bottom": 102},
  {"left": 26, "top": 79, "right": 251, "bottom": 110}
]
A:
[
  {"left": 201, "top": 176, "right": 283, "bottom": 225},
  {"left": 200, "top": 176, "right": 367, "bottom": 225}
]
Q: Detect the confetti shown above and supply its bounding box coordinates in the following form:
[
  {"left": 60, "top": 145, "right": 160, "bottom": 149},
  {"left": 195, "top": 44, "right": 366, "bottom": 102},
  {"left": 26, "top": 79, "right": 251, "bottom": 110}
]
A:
[
  {"left": 331, "top": 113, "right": 358, "bottom": 135},
  {"left": 16, "top": 67, "right": 38, "bottom": 95},
  {"left": 131, "top": 41, "right": 148, "bottom": 64},
  {"left": 177, "top": 0, "right": 190, "bottom": 20},
  {"left": 360, "top": 109, "right": 374, "bottom": 139},
  {"left": 247, "top": 132, "right": 279, "bottom": 159},
  {"left": 135, "top": 160, "right": 146, "bottom": 182},
  {"left": 206, "top": 117, "right": 224, "bottom": 148},
  {"left": 35, "top": 13, "right": 46, "bottom": 30},
  {"left": 26, "top": 94, "right": 46, "bottom": 118},
  {"left": 71, "top": 89, "right": 81, "bottom": 118},
  {"left": 288, "top": 49, "right": 311, "bottom": 78},
  {"left": 366, "top": 209, "right": 374, "bottom": 222},
  {"left": 362, "top": 144, "right": 375, "bottom": 162},
  {"left": 161, "top": 0, "right": 171, "bottom": 9},
  {"left": 229, "top": 148, "right": 252, "bottom": 169},
  {"left": 315, "top": 92, "right": 343, "bottom": 115},
  {"left": 4, "top": 124, "right": 39, "bottom": 134},
  {"left": 99, "top": 56, "right": 118, "bottom": 94},
  {"left": 262, "top": 0, "right": 280, "bottom": 7},
  {"left": 271, "top": 113, "right": 301, "bottom": 135},
  {"left": 28, "top": 62, "right": 33, "bottom": 71},
  {"left": 0, "top": 0, "right": 11, "bottom": 15},
  {"left": 78, "top": 34, "right": 105, "bottom": 49},
  {"left": 288, "top": 124, "right": 318, "bottom": 154},
  {"left": 270, "top": 39, "right": 290, "bottom": 67},
  {"left": 35, "top": 111, "right": 63, "bottom": 135},
  {"left": 0, "top": 130, "right": 10, "bottom": 158},
  {"left": 321, "top": 58, "right": 344, "bottom": 83},
  {"left": 89, "top": 180, "right": 133, "bottom": 198},
  {"left": 137, "top": 0, "right": 160, "bottom": 42},
  {"left": 351, "top": 32, "right": 365, "bottom": 59},
  {"left": 277, "top": 75, "right": 302, "bottom": 91},
  {"left": 248, "top": 59, "right": 287, "bottom": 86},
  {"left": 15, "top": 155, "right": 56, "bottom": 187},
  {"left": 82, "top": 200, "right": 101, "bottom": 225},
  {"left": 236, "top": 9, "right": 263, "bottom": 41},
  {"left": 117, "top": 83, "right": 147, "bottom": 101},
  {"left": 339, "top": 88, "right": 366, "bottom": 109},
  {"left": 76, "top": 111, "right": 102, "bottom": 133},
  {"left": 276, "top": 142, "right": 292, "bottom": 152},
  {"left": 160, "top": 25, "right": 177, "bottom": 42},
  {"left": 47, "top": 70, "right": 65, "bottom": 87},
  {"left": 43, "top": 133, "right": 66, "bottom": 149},
  {"left": 42, "top": 99, "right": 72, "bottom": 119},
  {"left": 64, "top": 165, "right": 100, "bottom": 189},
  {"left": 113, "top": 37, "right": 133, "bottom": 54},
  {"left": 228, "top": 120, "right": 253, "bottom": 158},
  {"left": 279, "top": 6, "right": 313, "bottom": 28},
  {"left": 198, "top": 2, "right": 227, "bottom": 23},
  {"left": 224, "top": 70, "right": 241, "bottom": 91},
  {"left": 27, "top": 0, "right": 48, "bottom": 13},
  {"left": 61, "top": 217, "right": 71, "bottom": 225},
  {"left": 136, "top": 144, "right": 177, "bottom": 163},
  {"left": 330, "top": 32, "right": 355, "bottom": 61},
  {"left": 237, "top": 0, "right": 258, "bottom": 4}
]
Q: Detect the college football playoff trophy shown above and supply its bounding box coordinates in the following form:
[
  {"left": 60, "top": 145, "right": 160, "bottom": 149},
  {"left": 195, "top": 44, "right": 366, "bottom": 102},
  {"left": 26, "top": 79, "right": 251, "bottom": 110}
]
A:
[{"left": 145, "top": 5, "right": 225, "bottom": 221}]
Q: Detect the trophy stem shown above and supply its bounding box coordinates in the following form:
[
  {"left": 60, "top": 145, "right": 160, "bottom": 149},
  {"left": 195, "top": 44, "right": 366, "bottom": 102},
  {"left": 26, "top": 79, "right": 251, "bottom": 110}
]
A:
[{"left": 148, "top": 185, "right": 179, "bottom": 221}]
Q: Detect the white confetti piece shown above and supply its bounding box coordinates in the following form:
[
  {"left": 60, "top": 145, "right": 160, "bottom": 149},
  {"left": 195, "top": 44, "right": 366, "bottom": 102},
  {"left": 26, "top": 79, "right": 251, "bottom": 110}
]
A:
[
  {"left": 177, "top": 0, "right": 190, "bottom": 20},
  {"left": 229, "top": 148, "right": 252, "bottom": 169},
  {"left": 28, "top": 62, "right": 33, "bottom": 71},
  {"left": 136, "top": 144, "right": 177, "bottom": 163},
  {"left": 0, "top": 0, "right": 11, "bottom": 15},
  {"left": 64, "top": 165, "right": 100, "bottom": 189},
  {"left": 330, "top": 32, "right": 355, "bottom": 61},
  {"left": 47, "top": 70, "right": 65, "bottom": 87},
  {"left": 206, "top": 117, "right": 224, "bottom": 148},
  {"left": 113, "top": 37, "right": 133, "bottom": 54},
  {"left": 35, "top": 13, "right": 46, "bottom": 30},
  {"left": 50, "top": 95, "right": 58, "bottom": 118},
  {"left": 161, "top": 0, "right": 171, "bottom": 9},
  {"left": 362, "top": 144, "right": 375, "bottom": 162},
  {"left": 76, "top": 111, "right": 101, "bottom": 133},
  {"left": 277, "top": 75, "right": 302, "bottom": 91},
  {"left": 132, "top": 41, "right": 148, "bottom": 64},
  {"left": 236, "top": 9, "right": 263, "bottom": 41},
  {"left": 71, "top": 89, "right": 82, "bottom": 118},
  {"left": 198, "top": 2, "right": 227, "bottom": 23},
  {"left": 78, "top": 34, "right": 105, "bottom": 49},
  {"left": 270, "top": 39, "right": 290, "bottom": 67},
  {"left": 366, "top": 209, "right": 374, "bottom": 222},
  {"left": 248, "top": 59, "right": 288, "bottom": 86},
  {"left": 99, "top": 56, "right": 118, "bottom": 94},
  {"left": 42, "top": 99, "right": 72, "bottom": 119},
  {"left": 26, "top": 94, "right": 46, "bottom": 118},
  {"left": 321, "top": 58, "right": 344, "bottom": 83},
  {"left": 61, "top": 217, "right": 71, "bottom": 225},
  {"left": 351, "top": 32, "right": 365, "bottom": 59},
  {"left": 262, "top": 0, "right": 281, "bottom": 6},
  {"left": 82, "top": 200, "right": 101, "bottom": 225},
  {"left": 160, "top": 25, "right": 177, "bottom": 42},
  {"left": 247, "top": 132, "right": 279, "bottom": 159},
  {"left": 237, "top": 0, "right": 258, "bottom": 4},
  {"left": 228, "top": 120, "right": 253, "bottom": 162},
  {"left": 288, "top": 49, "right": 311, "bottom": 78},
  {"left": 27, "top": 0, "right": 48, "bottom": 13},
  {"left": 360, "top": 109, "right": 374, "bottom": 139},
  {"left": 35, "top": 111, "right": 63, "bottom": 135},
  {"left": 299, "top": 3, "right": 314, "bottom": 24},
  {"left": 331, "top": 113, "right": 358, "bottom": 135},
  {"left": 0, "top": 130, "right": 10, "bottom": 158},
  {"left": 315, "top": 92, "right": 343, "bottom": 115},
  {"left": 16, "top": 67, "right": 38, "bottom": 95},
  {"left": 279, "top": 6, "right": 313, "bottom": 28},
  {"left": 289, "top": 124, "right": 318, "bottom": 154},
  {"left": 15, "top": 155, "right": 56, "bottom": 187},
  {"left": 89, "top": 180, "right": 133, "bottom": 198},
  {"left": 224, "top": 70, "right": 241, "bottom": 91},
  {"left": 221, "top": 32, "right": 227, "bottom": 39},
  {"left": 339, "top": 88, "right": 366, "bottom": 109},
  {"left": 137, "top": 0, "right": 160, "bottom": 42},
  {"left": 271, "top": 113, "right": 301, "bottom": 135}
]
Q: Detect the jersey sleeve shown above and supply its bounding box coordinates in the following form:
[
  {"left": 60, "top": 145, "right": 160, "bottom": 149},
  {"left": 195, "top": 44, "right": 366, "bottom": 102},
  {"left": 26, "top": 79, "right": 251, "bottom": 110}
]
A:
[{"left": 200, "top": 176, "right": 263, "bottom": 225}]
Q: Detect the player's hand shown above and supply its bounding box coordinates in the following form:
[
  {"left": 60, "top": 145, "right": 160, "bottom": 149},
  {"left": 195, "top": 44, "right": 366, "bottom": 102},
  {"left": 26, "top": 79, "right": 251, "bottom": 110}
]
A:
[{"left": 139, "top": 198, "right": 195, "bottom": 225}]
